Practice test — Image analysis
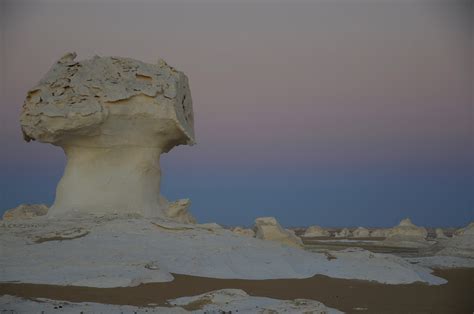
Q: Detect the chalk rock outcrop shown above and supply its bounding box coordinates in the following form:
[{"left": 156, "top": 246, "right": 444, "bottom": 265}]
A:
[
  {"left": 302, "top": 225, "right": 330, "bottom": 237},
  {"left": 352, "top": 227, "right": 370, "bottom": 238},
  {"left": 438, "top": 222, "right": 474, "bottom": 258},
  {"left": 170, "top": 289, "right": 334, "bottom": 313},
  {"left": 335, "top": 228, "right": 351, "bottom": 238},
  {"left": 2, "top": 204, "right": 48, "bottom": 220},
  {"left": 386, "top": 218, "right": 427, "bottom": 239},
  {"left": 371, "top": 229, "right": 388, "bottom": 238},
  {"left": 20, "top": 53, "right": 194, "bottom": 218},
  {"left": 232, "top": 226, "right": 255, "bottom": 237},
  {"left": 163, "top": 199, "right": 196, "bottom": 224},
  {"left": 435, "top": 228, "right": 448, "bottom": 239},
  {"left": 454, "top": 222, "right": 474, "bottom": 237},
  {"left": 254, "top": 217, "right": 303, "bottom": 248}
]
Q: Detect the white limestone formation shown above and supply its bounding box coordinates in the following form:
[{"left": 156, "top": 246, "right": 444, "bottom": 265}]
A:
[
  {"left": 386, "top": 218, "right": 427, "bottom": 240},
  {"left": 335, "top": 228, "right": 351, "bottom": 238},
  {"left": 253, "top": 217, "right": 303, "bottom": 248},
  {"left": 352, "top": 227, "right": 370, "bottom": 238},
  {"left": 2, "top": 204, "right": 48, "bottom": 220},
  {"left": 371, "top": 229, "right": 389, "bottom": 238},
  {"left": 438, "top": 222, "right": 474, "bottom": 258},
  {"left": 20, "top": 53, "right": 194, "bottom": 218},
  {"left": 454, "top": 222, "right": 474, "bottom": 237},
  {"left": 302, "top": 225, "right": 330, "bottom": 237},
  {"left": 232, "top": 226, "right": 255, "bottom": 237}
]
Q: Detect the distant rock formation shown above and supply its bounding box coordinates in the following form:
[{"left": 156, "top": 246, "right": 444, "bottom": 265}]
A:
[
  {"left": 352, "top": 227, "right": 370, "bottom": 238},
  {"left": 232, "top": 226, "right": 255, "bottom": 237},
  {"left": 435, "top": 228, "right": 448, "bottom": 239},
  {"left": 335, "top": 228, "right": 351, "bottom": 238},
  {"left": 371, "top": 229, "right": 388, "bottom": 237},
  {"left": 2, "top": 204, "right": 48, "bottom": 220},
  {"left": 454, "top": 222, "right": 474, "bottom": 237},
  {"left": 438, "top": 222, "right": 474, "bottom": 258},
  {"left": 302, "top": 225, "right": 330, "bottom": 237},
  {"left": 20, "top": 53, "right": 195, "bottom": 218},
  {"left": 253, "top": 217, "right": 303, "bottom": 248},
  {"left": 386, "top": 218, "right": 427, "bottom": 240}
]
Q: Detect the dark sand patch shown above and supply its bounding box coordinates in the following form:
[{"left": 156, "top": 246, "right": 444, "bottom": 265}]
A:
[{"left": 1, "top": 269, "right": 473, "bottom": 313}]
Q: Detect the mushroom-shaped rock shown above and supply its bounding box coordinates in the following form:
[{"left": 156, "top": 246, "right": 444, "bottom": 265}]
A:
[
  {"left": 386, "top": 218, "right": 427, "bottom": 240},
  {"left": 231, "top": 226, "right": 255, "bottom": 237},
  {"left": 352, "top": 227, "right": 370, "bottom": 238},
  {"left": 253, "top": 217, "right": 303, "bottom": 248},
  {"left": 335, "top": 228, "right": 351, "bottom": 238},
  {"left": 371, "top": 229, "right": 388, "bottom": 238},
  {"left": 2, "top": 204, "right": 49, "bottom": 220},
  {"left": 435, "top": 228, "right": 448, "bottom": 239},
  {"left": 20, "top": 53, "right": 194, "bottom": 218},
  {"left": 302, "top": 225, "right": 330, "bottom": 237}
]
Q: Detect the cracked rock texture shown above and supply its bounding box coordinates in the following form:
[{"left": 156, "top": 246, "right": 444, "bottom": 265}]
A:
[{"left": 20, "top": 53, "right": 195, "bottom": 218}]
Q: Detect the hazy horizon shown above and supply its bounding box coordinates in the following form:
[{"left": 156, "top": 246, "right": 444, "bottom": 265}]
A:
[{"left": 0, "top": 0, "right": 472, "bottom": 227}]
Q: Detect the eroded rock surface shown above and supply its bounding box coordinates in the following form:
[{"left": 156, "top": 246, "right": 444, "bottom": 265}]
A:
[
  {"left": 2, "top": 204, "right": 48, "bottom": 220},
  {"left": 232, "top": 226, "right": 255, "bottom": 237},
  {"left": 163, "top": 199, "right": 196, "bottom": 224}
]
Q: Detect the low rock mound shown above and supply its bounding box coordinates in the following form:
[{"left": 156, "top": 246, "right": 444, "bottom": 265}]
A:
[
  {"left": 302, "top": 225, "right": 330, "bottom": 237},
  {"left": 2, "top": 204, "right": 48, "bottom": 220},
  {"left": 352, "top": 227, "right": 370, "bottom": 238},
  {"left": 254, "top": 217, "right": 303, "bottom": 248}
]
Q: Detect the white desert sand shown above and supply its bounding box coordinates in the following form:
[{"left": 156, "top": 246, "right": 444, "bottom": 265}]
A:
[{"left": 0, "top": 214, "right": 446, "bottom": 288}]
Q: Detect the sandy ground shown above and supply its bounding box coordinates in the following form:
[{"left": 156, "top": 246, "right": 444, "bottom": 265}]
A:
[{"left": 1, "top": 268, "right": 473, "bottom": 313}]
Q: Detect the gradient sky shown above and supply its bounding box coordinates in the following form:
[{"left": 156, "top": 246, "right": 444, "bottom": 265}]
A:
[{"left": 0, "top": 0, "right": 472, "bottom": 227}]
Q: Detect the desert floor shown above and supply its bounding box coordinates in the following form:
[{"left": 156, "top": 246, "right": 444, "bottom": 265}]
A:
[{"left": 1, "top": 268, "right": 473, "bottom": 313}]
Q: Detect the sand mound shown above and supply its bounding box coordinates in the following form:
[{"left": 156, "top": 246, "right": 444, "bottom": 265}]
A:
[
  {"left": 253, "top": 217, "right": 303, "bottom": 248},
  {"left": 302, "top": 225, "right": 330, "bottom": 237},
  {"left": 2, "top": 204, "right": 48, "bottom": 220}
]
